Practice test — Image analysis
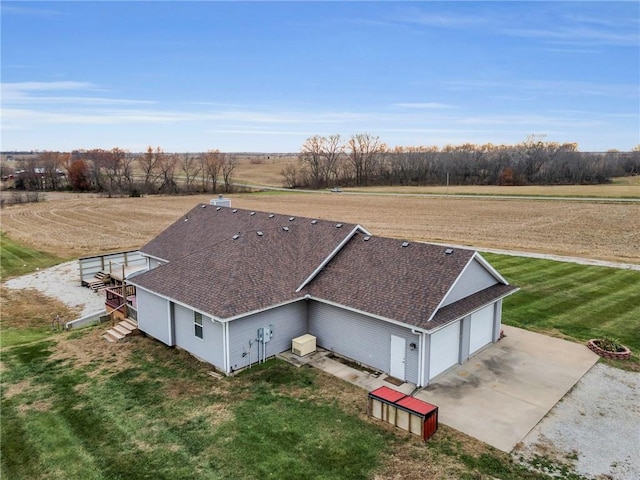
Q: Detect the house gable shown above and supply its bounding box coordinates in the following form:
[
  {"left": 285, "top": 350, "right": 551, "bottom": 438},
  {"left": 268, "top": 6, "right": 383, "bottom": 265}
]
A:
[{"left": 440, "top": 255, "right": 501, "bottom": 307}]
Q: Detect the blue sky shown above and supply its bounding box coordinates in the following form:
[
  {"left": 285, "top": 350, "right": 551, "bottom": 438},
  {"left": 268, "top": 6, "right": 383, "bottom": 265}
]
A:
[{"left": 1, "top": 1, "right": 638, "bottom": 153}]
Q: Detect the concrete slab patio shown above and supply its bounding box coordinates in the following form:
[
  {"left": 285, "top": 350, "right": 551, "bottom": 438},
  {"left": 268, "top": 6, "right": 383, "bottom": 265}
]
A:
[
  {"left": 281, "top": 325, "right": 599, "bottom": 453},
  {"left": 415, "top": 325, "right": 599, "bottom": 452}
]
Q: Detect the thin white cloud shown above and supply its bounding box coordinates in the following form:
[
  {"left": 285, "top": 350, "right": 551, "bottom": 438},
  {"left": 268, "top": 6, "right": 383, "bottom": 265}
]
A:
[
  {"left": 393, "top": 102, "right": 457, "bottom": 110},
  {"left": 394, "top": 8, "right": 487, "bottom": 29},
  {"left": 3, "top": 81, "right": 94, "bottom": 92},
  {"left": 501, "top": 26, "right": 638, "bottom": 47},
  {"left": 446, "top": 78, "right": 638, "bottom": 98},
  {"left": 2, "top": 81, "right": 155, "bottom": 107},
  {"left": 0, "top": 4, "right": 64, "bottom": 16}
]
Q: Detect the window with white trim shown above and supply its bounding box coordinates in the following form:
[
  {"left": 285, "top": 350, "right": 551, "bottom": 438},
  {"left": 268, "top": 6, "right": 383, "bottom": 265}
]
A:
[{"left": 194, "top": 312, "right": 203, "bottom": 339}]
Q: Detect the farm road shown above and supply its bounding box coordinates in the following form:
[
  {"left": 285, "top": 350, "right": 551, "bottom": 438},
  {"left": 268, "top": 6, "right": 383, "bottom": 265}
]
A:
[
  {"left": 234, "top": 182, "right": 640, "bottom": 202},
  {"left": 434, "top": 244, "right": 640, "bottom": 271}
]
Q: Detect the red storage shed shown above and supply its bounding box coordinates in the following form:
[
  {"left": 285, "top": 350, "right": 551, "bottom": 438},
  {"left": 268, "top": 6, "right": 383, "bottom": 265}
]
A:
[
  {"left": 368, "top": 386, "right": 439, "bottom": 442},
  {"left": 368, "top": 386, "right": 407, "bottom": 425},
  {"left": 395, "top": 395, "right": 439, "bottom": 441}
]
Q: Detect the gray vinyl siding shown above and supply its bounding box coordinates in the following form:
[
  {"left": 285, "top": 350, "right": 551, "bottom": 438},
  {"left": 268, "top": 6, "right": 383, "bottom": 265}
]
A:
[
  {"left": 442, "top": 259, "right": 498, "bottom": 306},
  {"left": 228, "top": 301, "right": 307, "bottom": 373},
  {"left": 147, "top": 257, "right": 166, "bottom": 270},
  {"left": 137, "top": 287, "right": 173, "bottom": 346},
  {"left": 308, "top": 301, "right": 420, "bottom": 384},
  {"left": 174, "top": 304, "right": 224, "bottom": 370}
]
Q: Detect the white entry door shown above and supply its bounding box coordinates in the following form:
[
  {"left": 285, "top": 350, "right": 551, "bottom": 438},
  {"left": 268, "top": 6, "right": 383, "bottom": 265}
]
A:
[{"left": 390, "top": 335, "right": 406, "bottom": 380}]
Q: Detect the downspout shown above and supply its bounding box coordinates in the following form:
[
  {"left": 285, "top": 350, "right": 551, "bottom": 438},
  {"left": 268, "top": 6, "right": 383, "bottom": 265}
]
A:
[
  {"left": 411, "top": 329, "right": 423, "bottom": 387},
  {"left": 420, "top": 332, "right": 427, "bottom": 387},
  {"left": 224, "top": 322, "right": 230, "bottom": 374}
]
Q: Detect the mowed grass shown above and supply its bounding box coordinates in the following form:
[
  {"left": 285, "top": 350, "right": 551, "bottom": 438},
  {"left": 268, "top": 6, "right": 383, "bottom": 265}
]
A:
[
  {"left": 1, "top": 328, "right": 557, "bottom": 480},
  {"left": 0, "top": 330, "right": 394, "bottom": 480},
  {"left": 0, "top": 232, "right": 64, "bottom": 280},
  {"left": 484, "top": 253, "right": 640, "bottom": 369}
]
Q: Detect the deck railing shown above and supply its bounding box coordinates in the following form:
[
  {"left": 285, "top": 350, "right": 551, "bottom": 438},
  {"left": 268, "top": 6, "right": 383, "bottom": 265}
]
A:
[{"left": 105, "top": 285, "right": 137, "bottom": 316}]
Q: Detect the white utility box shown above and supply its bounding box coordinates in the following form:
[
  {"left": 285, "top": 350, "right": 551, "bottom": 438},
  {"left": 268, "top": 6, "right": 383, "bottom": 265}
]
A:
[{"left": 292, "top": 334, "right": 317, "bottom": 357}]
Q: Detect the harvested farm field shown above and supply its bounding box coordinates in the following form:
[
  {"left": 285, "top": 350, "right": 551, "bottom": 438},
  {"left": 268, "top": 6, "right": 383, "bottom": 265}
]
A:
[{"left": 0, "top": 192, "right": 638, "bottom": 263}]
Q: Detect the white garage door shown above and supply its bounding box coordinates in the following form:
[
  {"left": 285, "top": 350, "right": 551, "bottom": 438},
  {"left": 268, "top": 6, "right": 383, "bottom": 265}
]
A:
[
  {"left": 429, "top": 321, "right": 460, "bottom": 380},
  {"left": 469, "top": 304, "right": 495, "bottom": 355}
]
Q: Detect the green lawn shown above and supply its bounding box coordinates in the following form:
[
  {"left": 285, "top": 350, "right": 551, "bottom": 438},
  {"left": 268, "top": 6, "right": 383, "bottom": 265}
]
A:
[
  {"left": 1, "top": 330, "right": 563, "bottom": 480},
  {"left": 0, "top": 232, "right": 65, "bottom": 280},
  {"left": 484, "top": 253, "right": 640, "bottom": 368},
  {"left": 0, "top": 336, "right": 393, "bottom": 480}
]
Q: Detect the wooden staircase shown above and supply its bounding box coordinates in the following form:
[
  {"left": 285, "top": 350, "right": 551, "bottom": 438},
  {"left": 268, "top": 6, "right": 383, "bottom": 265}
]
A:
[
  {"left": 86, "top": 271, "right": 111, "bottom": 292},
  {"left": 102, "top": 318, "right": 139, "bottom": 343}
]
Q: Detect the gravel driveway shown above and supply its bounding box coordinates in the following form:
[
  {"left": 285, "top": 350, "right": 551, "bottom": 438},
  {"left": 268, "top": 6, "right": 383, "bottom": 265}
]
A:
[
  {"left": 4, "top": 260, "right": 105, "bottom": 317},
  {"left": 514, "top": 363, "right": 640, "bottom": 479}
]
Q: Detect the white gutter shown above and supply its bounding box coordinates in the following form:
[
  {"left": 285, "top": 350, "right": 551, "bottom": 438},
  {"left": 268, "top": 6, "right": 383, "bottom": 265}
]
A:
[{"left": 128, "top": 284, "right": 222, "bottom": 322}]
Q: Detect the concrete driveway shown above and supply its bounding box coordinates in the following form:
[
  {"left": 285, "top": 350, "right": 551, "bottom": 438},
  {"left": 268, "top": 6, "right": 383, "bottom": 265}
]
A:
[{"left": 415, "top": 325, "right": 599, "bottom": 452}]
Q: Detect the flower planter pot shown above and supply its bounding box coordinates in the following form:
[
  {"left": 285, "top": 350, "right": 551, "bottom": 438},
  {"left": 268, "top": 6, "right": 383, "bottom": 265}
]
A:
[{"left": 587, "top": 339, "right": 632, "bottom": 360}]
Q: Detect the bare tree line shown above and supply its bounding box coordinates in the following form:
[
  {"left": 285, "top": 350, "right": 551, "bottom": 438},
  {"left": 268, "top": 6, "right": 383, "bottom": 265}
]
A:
[
  {"left": 3, "top": 136, "right": 639, "bottom": 195},
  {"left": 5, "top": 147, "right": 237, "bottom": 196},
  {"left": 284, "top": 134, "right": 640, "bottom": 188}
]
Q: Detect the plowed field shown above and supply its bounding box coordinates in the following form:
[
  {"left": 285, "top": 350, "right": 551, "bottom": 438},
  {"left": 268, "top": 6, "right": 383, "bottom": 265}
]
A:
[{"left": 1, "top": 192, "right": 638, "bottom": 264}]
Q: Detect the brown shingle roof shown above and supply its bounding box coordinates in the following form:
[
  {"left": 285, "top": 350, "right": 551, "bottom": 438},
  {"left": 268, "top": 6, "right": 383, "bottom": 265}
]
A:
[
  {"left": 307, "top": 234, "right": 475, "bottom": 327},
  {"left": 140, "top": 204, "right": 358, "bottom": 263},
  {"left": 426, "top": 283, "right": 518, "bottom": 331},
  {"left": 133, "top": 206, "right": 360, "bottom": 318},
  {"left": 132, "top": 205, "right": 516, "bottom": 328}
]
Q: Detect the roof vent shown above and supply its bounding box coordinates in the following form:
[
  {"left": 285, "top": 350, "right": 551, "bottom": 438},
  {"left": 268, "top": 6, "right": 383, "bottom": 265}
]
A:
[
  {"left": 257, "top": 231, "right": 264, "bottom": 236},
  {"left": 401, "top": 241, "right": 410, "bottom": 248},
  {"left": 201, "top": 205, "right": 207, "bottom": 208},
  {"left": 216, "top": 207, "right": 221, "bottom": 211},
  {"left": 232, "top": 209, "right": 238, "bottom": 213},
  {"left": 289, "top": 217, "right": 295, "bottom": 222},
  {"left": 363, "top": 236, "right": 371, "bottom": 241},
  {"left": 269, "top": 214, "right": 275, "bottom": 218},
  {"left": 445, "top": 248, "right": 454, "bottom": 255},
  {"left": 311, "top": 220, "right": 318, "bottom": 225},
  {"left": 282, "top": 226, "right": 289, "bottom": 232},
  {"left": 336, "top": 223, "right": 343, "bottom": 228},
  {"left": 250, "top": 211, "right": 256, "bottom": 216},
  {"left": 232, "top": 234, "right": 240, "bottom": 240}
]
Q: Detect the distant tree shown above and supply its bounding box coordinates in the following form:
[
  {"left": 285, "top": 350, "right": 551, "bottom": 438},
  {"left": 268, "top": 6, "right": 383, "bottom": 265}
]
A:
[
  {"left": 280, "top": 163, "right": 300, "bottom": 188},
  {"left": 67, "top": 159, "right": 91, "bottom": 191},
  {"left": 221, "top": 156, "right": 237, "bottom": 192},
  {"left": 201, "top": 150, "right": 224, "bottom": 193},
  {"left": 347, "top": 133, "right": 386, "bottom": 186},
  {"left": 157, "top": 153, "right": 178, "bottom": 194},
  {"left": 181, "top": 153, "right": 202, "bottom": 193},
  {"left": 138, "top": 147, "right": 162, "bottom": 194},
  {"left": 298, "top": 135, "right": 325, "bottom": 188},
  {"left": 38, "top": 151, "right": 67, "bottom": 190}
]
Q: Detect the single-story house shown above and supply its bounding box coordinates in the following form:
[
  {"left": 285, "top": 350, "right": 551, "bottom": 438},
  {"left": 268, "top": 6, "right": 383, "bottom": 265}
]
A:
[{"left": 128, "top": 201, "right": 518, "bottom": 386}]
